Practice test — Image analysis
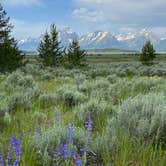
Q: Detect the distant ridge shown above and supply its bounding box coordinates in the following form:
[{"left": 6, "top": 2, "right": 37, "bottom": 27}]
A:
[{"left": 18, "top": 28, "right": 166, "bottom": 52}]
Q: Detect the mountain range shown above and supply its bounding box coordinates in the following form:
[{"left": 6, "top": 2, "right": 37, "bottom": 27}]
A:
[{"left": 18, "top": 27, "right": 166, "bottom": 52}]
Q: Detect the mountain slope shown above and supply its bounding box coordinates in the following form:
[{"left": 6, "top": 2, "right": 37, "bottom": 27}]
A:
[
  {"left": 18, "top": 28, "right": 166, "bottom": 51},
  {"left": 79, "top": 31, "right": 119, "bottom": 49}
]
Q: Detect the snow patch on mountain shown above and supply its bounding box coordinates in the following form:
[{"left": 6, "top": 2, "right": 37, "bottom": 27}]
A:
[{"left": 18, "top": 28, "right": 166, "bottom": 51}]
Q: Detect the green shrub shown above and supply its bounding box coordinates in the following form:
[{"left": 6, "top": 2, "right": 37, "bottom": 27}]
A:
[
  {"left": 75, "top": 97, "right": 113, "bottom": 131},
  {"left": 4, "top": 72, "right": 36, "bottom": 92},
  {"left": 106, "top": 74, "right": 119, "bottom": 84},
  {"left": 41, "top": 72, "right": 54, "bottom": 80},
  {"left": 1, "top": 72, "right": 42, "bottom": 113},
  {"left": 57, "top": 85, "right": 87, "bottom": 107},
  {"left": 131, "top": 77, "right": 164, "bottom": 95},
  {"left": 32, "top": 125, "right": 85, "bottom": 165},
  {"left": 91, "top": 134, "right": 118, "bottom": 164},
  {"left": 39, "top": 93, "right": 57, "bottom": 108},
  {"left": 108, "top": 93, "right": 166, "bottom": 144}
]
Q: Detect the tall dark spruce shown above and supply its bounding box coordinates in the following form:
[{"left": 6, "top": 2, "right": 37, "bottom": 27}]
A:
[
  {"left": 38, "top": 24, "right": 63, "bottom": 66},
  {"left": 140, "top": 40, "right": 156, "bottom": 64},
  {"left": 67, "top": 39, "right": 86, "bottom": 68},
  {"left": 0, "top": 3, "right": 24, "bottom": 72}
]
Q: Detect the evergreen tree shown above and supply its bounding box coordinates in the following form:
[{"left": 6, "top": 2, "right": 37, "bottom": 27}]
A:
[
  {"left": 67, "top": 39, "right": 86, "bottom": 68},
  {"left": 140, "top": 40, "right": 156, "bottom": 64},
  {"left": 38, "top": 31, "right": 52, "bottom": 66},
  {"left": 0, "top": 3, "right": 12, "bottom": 41},
  {"left": 0, "top": 3, "right": 24, "bottom": 72},
  {"left": 38, "top": 24, "right": 63, "bottom": 66}
]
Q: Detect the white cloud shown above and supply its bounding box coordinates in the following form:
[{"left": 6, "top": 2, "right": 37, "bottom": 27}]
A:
[
  {"left": 74, "top": 0, "right": 166, "bottom": 31},
  {"left": 2, "top": 0, "right": 42, "bottom": 6},
  {"left": 72, "top": 8, "right": 105, "bottom": 23}
]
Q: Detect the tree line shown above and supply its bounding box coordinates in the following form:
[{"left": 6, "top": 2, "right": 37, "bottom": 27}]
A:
[{"left": 0, "top": 3, "right": 156, "bottom": 72}]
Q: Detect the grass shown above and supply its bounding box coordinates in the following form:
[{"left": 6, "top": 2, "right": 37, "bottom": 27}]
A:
[
  {"left": 0, "top": 60, "right": 166, "bottom": 165},
  {"left": 86, "top": 53, "right": 166, "bottom": 63}
]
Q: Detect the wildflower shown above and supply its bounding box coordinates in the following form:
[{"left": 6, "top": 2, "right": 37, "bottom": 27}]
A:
[
  {"left": 85, "top": 115, "right": 93, "bottom": 142},
  {"left": 68, "top": 123, "right": 74, "bottom": 145},
  {"left": 6, "top": 144, "right": 12, "bottom": 165},
  {"left": 76, "top": 155, "right": 82, "bottom": 166},
  {"left": 53, "top": 151, "right": 60, "bottom": 166},
  {"left": 6, "top": 136, "right": 23, "bottom": 166},
  {"left": 60, "top": 144, "right": 71, "bottom": 159},
  {"left": 81, "top": 145, "right": 89, "bottom": 154},
  {"left": 71, "top": 146, "right": 77, "bottom": 159},
  {"left": 0, "top": 153, "right": 4, "bottom": 166},
  {"left": 11, "top": 136, "right": 23, "bottom": 157}
]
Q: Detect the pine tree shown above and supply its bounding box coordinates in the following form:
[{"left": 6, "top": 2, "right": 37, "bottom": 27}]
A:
[
  {"left": 0, "top": 3, "right": 12, "bottom": 41},
  {"left": 0, "top": 3, "right": 24, "bottom": 72},
  {"left": 38, "top": 24, "right": 63, "bottom": 66},
  {"left": 38, "top": 31, "right": 52, "bottom": 66},
  {"left": 50, "top": 24, "right": 63, "bottom": 65},
  {"left": 140, "top": 40, "right": 156, "bottom": 64},
  {"left": 67, "top": 39, "right": 86, "bottom": 68}
]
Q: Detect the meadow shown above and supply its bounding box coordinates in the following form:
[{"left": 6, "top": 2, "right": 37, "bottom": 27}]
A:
[{"left": 0, "top": 58, "right": 166, "bottom": 166}]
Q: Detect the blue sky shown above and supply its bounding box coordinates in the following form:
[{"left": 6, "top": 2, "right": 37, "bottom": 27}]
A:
[{"left": 1, "top": 0, "right": 166, "bottom": 38}]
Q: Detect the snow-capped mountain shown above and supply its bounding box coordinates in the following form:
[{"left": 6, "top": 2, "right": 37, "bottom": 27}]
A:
[
  {"left": 18, "top": 37, "right": 41, "bottom": 51},
  {"left": 116, "top": 29, "right": 159, "bottom": 50},
  {"left": 18, "top": 28, "right": 166, "bottom": 51},
  {"left": 79, "top": 31, "right": 119, "bottom": 49}
]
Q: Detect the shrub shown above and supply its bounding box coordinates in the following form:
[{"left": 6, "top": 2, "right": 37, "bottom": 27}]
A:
[
  {"left": 1, "top": 72, "right": 42, "bottom": 113},
  {"left": 41, "top": 72, "right": 54, "bottom": 80},
  {"left": 78, "top": 80, "right": 93, "bottom": 94},
  {"left": 56, "top": 85, "right": 87, "bottom": 107},
  {"left": 106, "top": 74, "right": 119, "bottom": 84},
  {"left": 4, "top": 72, "right": 35, "bottom": 92},
  {"left": 32, "top": 125, "right": 86, "bottom": 165},
  {"left": 39, "top": 93, "right": 57, "bottom": 108},
  {"left": 131, "top": 77, "right": 164, "bottom": 95},
  {"left": 108, "top": 93, "right": 166, "bottom": 144},
  {"left": 93, "top": 79, "right": 110, "bottom": 90},
  {"left": 74, "top": 73, "right": 86, "bottom": 85},
  {"left": 21, "top": 63, "right": 44, "bottom": 76},
  {"left": 91, "top": 134, "right": 118, "bottom": 164},
  {"left": 75, "top": 97, "right": 113, "bottom": 131},
  {"left": 0, "top": 93, "right": 8, "bottom": 117},
  {"left": 78, "top": 79, "right": 110, "bottom": 95}
]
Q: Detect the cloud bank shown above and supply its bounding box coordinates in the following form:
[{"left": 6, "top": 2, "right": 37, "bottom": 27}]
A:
[{"left": 73, "top": 0, "right": 166, "bottom": 35}]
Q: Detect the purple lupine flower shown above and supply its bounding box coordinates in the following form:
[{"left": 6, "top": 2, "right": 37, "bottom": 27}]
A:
[
  {"left": 12, "top": 158, "right": 20, "bottom": 166},
  {"left": 9, "top": 136, "right": 23, "bottom": 166},
  {"left": 60, "top": 144, "right": 71, "bottom": 159},
  {"left": 76, "top": 155, "right": 82, "bottom": 166},
  {"left": 0, "top": 153, "right": 4, "bottom": 166},
  {"left": 11, "top": 136, "right": 23, "bottom": 157},
  {"left": 68, "top": 123, "right": 74, "bottom": 145},
  {"left": 6, "top": 143, "right": 12, "bottom": 165},
  {"left": 53, "top": 151, "right": 60, "bottom": 166},
  {"left": 71, "top": 146, "right": 77, "bottom": 159},
  {"left": 81, "top": 145, "right": 89, "bottom": 154},
  {"left": 85, "top": 115, "right": 93, "bottom": 142}
]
